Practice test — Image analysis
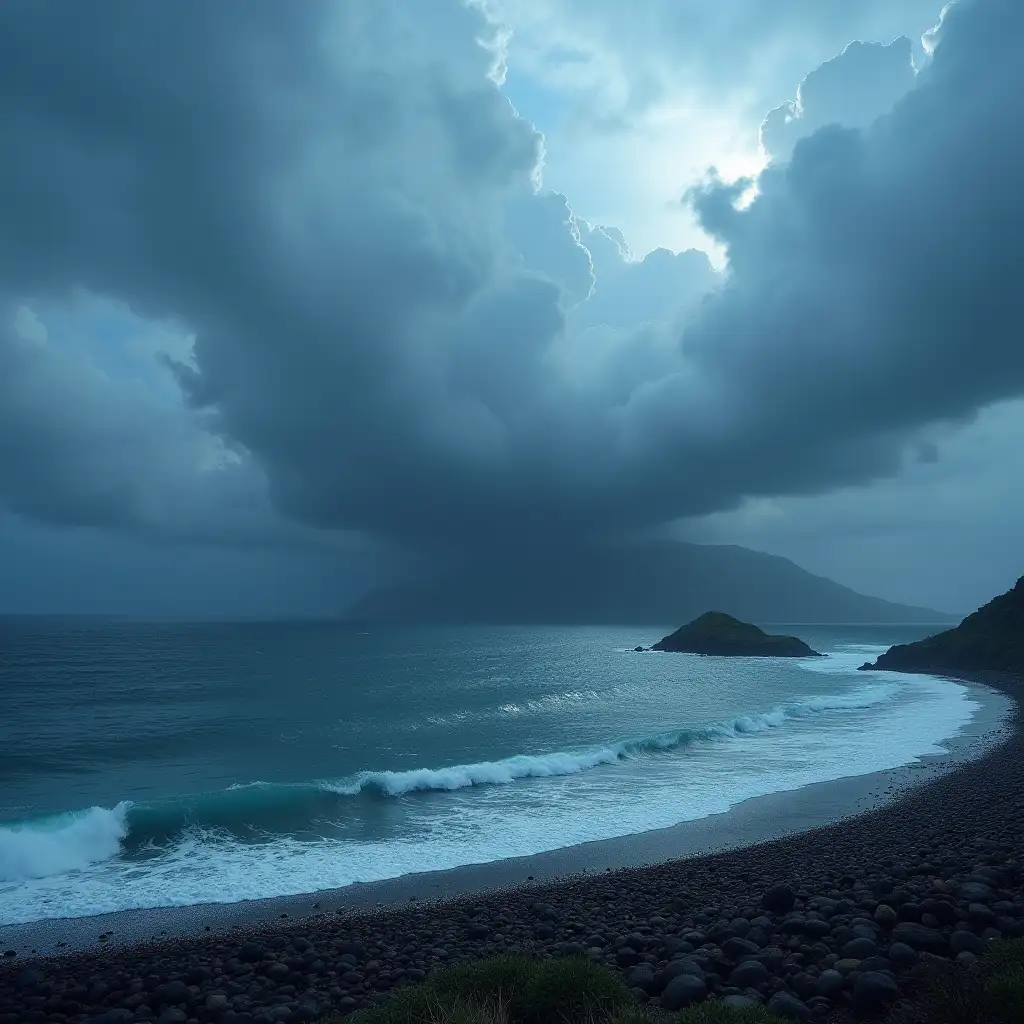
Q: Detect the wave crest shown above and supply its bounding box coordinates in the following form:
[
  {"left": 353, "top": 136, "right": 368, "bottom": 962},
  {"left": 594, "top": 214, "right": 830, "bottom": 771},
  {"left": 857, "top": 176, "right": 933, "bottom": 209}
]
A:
[
  {"left": 0, "top": 803, "right": 129, "bottom": 883},
  {"left": 337, "top": 683, "right": 898, "bottom": 796},
  {"left": 0, "top": 682, "right": 898, "bottom": 881}
]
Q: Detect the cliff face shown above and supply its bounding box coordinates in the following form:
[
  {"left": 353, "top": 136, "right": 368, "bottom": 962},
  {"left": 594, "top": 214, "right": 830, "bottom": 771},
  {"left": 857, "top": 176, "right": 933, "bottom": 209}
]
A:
[
  {"left": 649, "top": 612, "right": 821, "bottom": 657},
  {"left": 349, "top": 541, "right": 954, "bottom": 626},
  {"left": 862, "top": 577, "right": 1024, "bottom": 676}
]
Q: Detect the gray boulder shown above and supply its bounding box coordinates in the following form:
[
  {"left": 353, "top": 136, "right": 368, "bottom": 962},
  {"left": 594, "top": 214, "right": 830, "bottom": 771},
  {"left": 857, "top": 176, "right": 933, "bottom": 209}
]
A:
[
  {"left": 729, "top": 960, "right": 770, "bottom": 988},
  {"left": 661, "top": 974, "right": 707, "bottom": 1010},
  {"left": 891, "top": 922, "right": 947, "bottom": 954},
  {"left": 815, "top": 969, "right": 844, "bottom": 998},
  {"left": 766, "top": 991, "right": 811, "bottom": 1020},
  {"left": 853, "top": 971, "right": 900, "bottom": 1011},
  {"left": 950, "top": 930, "right": 985, "bottom": 955}
]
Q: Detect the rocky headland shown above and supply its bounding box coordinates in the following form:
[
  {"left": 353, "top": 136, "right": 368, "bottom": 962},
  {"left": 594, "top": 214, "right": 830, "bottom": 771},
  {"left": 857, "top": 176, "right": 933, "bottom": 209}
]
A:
[{"left": 860, "top": 576, "right": 1023, "bottom": 677}]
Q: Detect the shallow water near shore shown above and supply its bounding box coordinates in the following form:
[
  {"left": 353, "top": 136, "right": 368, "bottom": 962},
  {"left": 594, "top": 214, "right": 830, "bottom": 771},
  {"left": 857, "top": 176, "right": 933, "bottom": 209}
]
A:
[{"left": 0, "top": 620, "right": 980, "bottom": 926}]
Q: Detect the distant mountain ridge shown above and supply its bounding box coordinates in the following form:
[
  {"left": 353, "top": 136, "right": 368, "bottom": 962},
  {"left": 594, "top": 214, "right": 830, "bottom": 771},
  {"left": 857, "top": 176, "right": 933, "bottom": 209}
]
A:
[
  {"left": 348, "top": 541, "right": 952, "bottom": 625},
  {"left": 862, "top": 576, "right": 1024, "bottom": 677}
]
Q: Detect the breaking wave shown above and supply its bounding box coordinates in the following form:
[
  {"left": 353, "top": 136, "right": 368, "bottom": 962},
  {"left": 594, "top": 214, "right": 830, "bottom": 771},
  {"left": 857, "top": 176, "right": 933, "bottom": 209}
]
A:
[
  {"left": 0, "top": 803, "right": 130, "bottom": 881},
  {"left": 0, "top": 682, "right": 898, "bottom": 884}
]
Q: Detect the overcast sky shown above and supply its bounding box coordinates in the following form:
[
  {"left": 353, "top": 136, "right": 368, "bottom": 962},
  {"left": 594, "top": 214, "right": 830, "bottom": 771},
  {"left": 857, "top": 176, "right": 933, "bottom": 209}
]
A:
[{"left": 1, "top": 0, "right": 1021, "bottom": 617}]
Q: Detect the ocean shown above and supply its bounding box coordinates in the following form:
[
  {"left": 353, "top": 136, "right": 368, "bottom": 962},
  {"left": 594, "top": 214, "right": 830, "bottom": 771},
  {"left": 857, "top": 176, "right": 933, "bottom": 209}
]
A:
[{"left": 0, "top": 619, "right": 977, "bottom": 927}]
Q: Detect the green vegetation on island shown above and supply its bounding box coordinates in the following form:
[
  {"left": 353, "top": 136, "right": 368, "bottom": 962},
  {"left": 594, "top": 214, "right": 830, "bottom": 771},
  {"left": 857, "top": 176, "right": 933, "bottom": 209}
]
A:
[{"left": 648, "top": 612, "right": 821, "bottom": 658}]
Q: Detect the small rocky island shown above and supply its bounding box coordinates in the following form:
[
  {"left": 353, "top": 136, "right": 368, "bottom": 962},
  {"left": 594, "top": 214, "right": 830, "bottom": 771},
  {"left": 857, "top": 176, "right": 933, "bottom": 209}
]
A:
[
  {"left": 644, "top": 611, "right": 822, "bottom": 657},
  {"left": 860, "top": 575, "right": 1023, "bottom": 676}
]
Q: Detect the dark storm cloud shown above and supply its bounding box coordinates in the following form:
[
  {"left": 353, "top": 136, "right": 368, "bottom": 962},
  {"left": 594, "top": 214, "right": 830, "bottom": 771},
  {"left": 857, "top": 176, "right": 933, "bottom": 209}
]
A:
[
  {"left": 681, "top": 399, "right": 1024, "bottom": 614},
  {"left": 0, "top": 512, "right": 375, "bottom": 619},
  {"left": 667, "top": 0, "right": 1024, "bottom": 518},
  {"left": 0, "top": 303, "right": 267, "bottom": 541},
  {"left": 0, "top": 0, "right": 1021, "bottom": 555}
]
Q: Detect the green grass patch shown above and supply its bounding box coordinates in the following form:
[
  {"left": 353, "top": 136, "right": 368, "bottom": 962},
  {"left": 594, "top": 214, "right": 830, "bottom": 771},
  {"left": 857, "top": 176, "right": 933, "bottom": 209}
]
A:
[
  {"left": 888, "top": 937, "right": 1024, "bottom": 1024},
  {"left": 323, "top": 942, "right": 1024, "bottom": 1024},
  {"left": 324, "top": 954, "right": 783, "bottom": 1024},
  {"left": 522, "top": 955, "right": 634, "bottom": 1024},
  {"left": 428, "top": 955, "right": 536, "bottom": 1007}
]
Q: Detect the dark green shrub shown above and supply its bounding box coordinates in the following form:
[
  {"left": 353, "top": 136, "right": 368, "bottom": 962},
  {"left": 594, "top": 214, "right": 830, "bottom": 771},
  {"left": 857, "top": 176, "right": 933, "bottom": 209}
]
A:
[
  {"left": 334, "top": 954, "right": 634, "bottom": 1024},
  {"left": 430, "top": 955, "right": 536, "bottom": 1007},
  {"left": 889, "top": 938, "right": 1024, "bottom": 1024},
  {"left": 521, "top": 956, "right": 633, "bottom": 1024}
]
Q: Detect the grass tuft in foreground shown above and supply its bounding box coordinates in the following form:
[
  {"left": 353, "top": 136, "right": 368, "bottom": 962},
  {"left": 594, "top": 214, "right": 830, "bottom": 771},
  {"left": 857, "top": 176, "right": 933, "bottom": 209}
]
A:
[
  {"left": 326, "top": 940, "right": 1024, "bottom": 1024},
  {"left": 326, "top": 955, "right": 783, "bottom": 1024},
  {"left": 888, "top": 937, "right": 1024, "bottom": 1024}
]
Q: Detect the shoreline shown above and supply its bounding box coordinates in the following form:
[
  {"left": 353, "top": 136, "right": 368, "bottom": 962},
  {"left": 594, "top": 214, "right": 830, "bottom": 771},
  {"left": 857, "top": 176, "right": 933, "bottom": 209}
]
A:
[
  {"left": 2, "top": 667, "right": 1022, "bottom": 1023},
  {"left": 1, "top": 673, "right": 1012, "bottom": 961}
]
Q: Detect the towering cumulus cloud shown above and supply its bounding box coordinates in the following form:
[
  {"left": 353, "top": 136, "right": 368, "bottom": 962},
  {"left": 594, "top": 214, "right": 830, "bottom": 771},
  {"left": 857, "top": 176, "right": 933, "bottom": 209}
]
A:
[
  {"left": 760, "top": 38, "right": 918, "bottom": 164},
  {"left": 492, "top": 0, "right": 940, "bottom": 118},
  {"left": 0, "top": 0, "right": 1022, "bottom": 563}
]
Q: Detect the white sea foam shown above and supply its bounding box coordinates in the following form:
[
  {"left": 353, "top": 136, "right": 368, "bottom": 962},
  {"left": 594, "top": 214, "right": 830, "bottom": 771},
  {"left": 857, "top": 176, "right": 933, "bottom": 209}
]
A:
[
  {"left": 331, "top": 682, "right": 900, "bottom": 797},
  {"left": 0, "top": 666, "right": 980, "bottom": 925},
  {"left": 0, "top": 802, "right": 130, "bottom": 883}
]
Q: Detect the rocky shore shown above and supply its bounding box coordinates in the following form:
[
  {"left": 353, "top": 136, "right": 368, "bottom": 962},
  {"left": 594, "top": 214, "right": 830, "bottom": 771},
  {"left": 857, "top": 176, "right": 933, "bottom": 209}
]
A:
[{"left": 2, "top": 671, "right": 1022, "bottom": 1024}]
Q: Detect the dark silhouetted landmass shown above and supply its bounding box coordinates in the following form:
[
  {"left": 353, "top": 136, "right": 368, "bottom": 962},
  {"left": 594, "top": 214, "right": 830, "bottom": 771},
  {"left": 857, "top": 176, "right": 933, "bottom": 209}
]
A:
[
  {"left": 861, "top": 576, "right": 1024, "bottom": 676},
  {"left": 349, "top": 541, "right": 953, "bottom": 625},
  {"left": 648, "top": 611, "right": 821, "bottom": 657}
]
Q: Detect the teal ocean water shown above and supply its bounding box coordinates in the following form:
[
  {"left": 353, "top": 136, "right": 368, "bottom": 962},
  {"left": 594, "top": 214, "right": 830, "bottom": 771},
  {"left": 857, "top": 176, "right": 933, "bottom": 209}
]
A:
[{"left": 0, "top": 620, "right": 976, "bottom": 925}]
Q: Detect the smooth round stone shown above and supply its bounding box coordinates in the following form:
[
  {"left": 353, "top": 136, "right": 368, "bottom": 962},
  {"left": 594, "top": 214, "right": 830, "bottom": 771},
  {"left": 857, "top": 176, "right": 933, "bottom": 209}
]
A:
[
  {"left": 156, "top": 980, "right": 190, "bottom": 1005},
  {"left": 722, "top": 937, "right": 762, "bottom": 960},
  {"left": 766, "top": 991, "right": 811, "bottom": 1020},
  {"left": 816, "top": 970, "right": 844, "bottom": 998},
  {"left": 722, "top": 995, "right": 759, "bottom": 1009},
  {"left": 959, "top": 882, "right": 995, "bottom": 903},
  {"left": 763, "top": 885, "right": 797, "bottom": 914},
  {"left": 950, "top": 930, "right": 985, "bottom": 955},
  {"left": 853, "top": 971, "right": 900, "bottom": 1011},
  {"left": 842, "top": 937, "right": 878, "bottom": 960},
  {"left": 626, "top": 965, "right": 655, "bottom": 993},
  {"left": 801, "top": 920, "right": 832, "bottom": 939},
  {"left": 969, "top": 903, "right": 997, "bottom": 928},
  {"left": 615, "top": 947, "right": 639, "bottom": 968},
  {"left": 729, "top": 961, "right": 770, "bottom": 988},
  {"left": 661, "top": 974, "right": 707, "bottom": 1010},
  {"left": 891, "top": 923, "right": 947, "bottom": 954},
  {"left": 888, "top": 942, "right": 919, "bottom": 968},
  {"left": 874, "top": 905, "right": 898, "bottom": 929}
]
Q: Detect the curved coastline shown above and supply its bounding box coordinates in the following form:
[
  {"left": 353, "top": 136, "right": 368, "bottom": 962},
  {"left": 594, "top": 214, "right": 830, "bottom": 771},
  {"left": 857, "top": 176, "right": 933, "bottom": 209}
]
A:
[
  {"left": 0, "top": 672, "right": 1004, "bottom": 946},
  {"left": 0, "top": 673, "right": 969, "bottom": 929},
  {"left": 0, "top": 670, "right": 1017, "bottom": 1019}
]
